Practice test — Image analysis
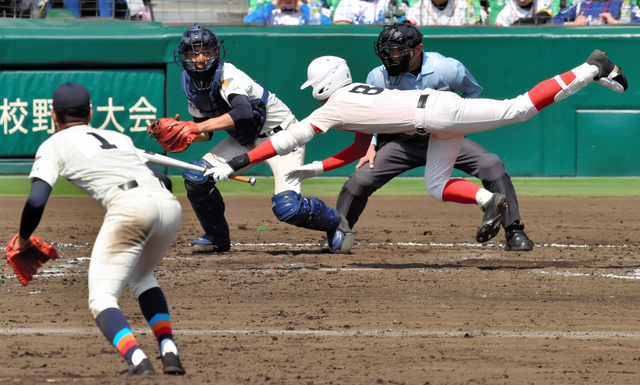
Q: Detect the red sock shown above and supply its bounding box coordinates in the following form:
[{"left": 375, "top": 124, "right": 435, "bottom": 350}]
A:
[
  {"left": 441, "top": 179, "right": 481, "bottom": 204},
  {"left": 527, "top": 70, "right": 577, "bottom": 111}
]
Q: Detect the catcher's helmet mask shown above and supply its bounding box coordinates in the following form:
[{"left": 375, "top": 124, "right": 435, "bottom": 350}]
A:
[
  {"left": 374, "top": 21, "right": 423, "bottom": 85},
  {"left": 175, "top": 24, "right": 226, "bottom": 92}
]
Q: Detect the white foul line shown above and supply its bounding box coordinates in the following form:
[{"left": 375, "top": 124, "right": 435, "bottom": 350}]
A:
[{"left": 0, "top": 327, "right": 639, "bottom": 340}]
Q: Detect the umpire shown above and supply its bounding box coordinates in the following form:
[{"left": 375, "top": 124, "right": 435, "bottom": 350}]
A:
[{"left": 333, "top": 21, "right": 534, "bottom": 251}]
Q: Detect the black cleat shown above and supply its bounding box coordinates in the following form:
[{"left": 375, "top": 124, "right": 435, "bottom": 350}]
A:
[
  {"left": 586, "top": 49, "right": 628, "bottom": 93},
  {"left": 476, "top": 193, "right": 508, "bottom": 243},
  {"left": 504, "top": 223, "right": 534, "bottom": 251},
  {"left": 162, "top": 352, "right": 186, "bottom": 375},
  {"left": 128, "top": 358, "right": 155, "bottom": 376},
  {"left": 191, "top": 234, "right": 231, "bottom": 253}
]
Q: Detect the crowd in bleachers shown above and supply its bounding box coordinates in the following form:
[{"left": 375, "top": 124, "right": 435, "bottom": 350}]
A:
[
  {"left": 243, "top": 0, "right": 640, "bottom": 25},
  {"left": 2, "top": 0, "right": 639, "bottom": 25},
  {"left": 0, "top": 0, "right": 152, "bottom": 19}
]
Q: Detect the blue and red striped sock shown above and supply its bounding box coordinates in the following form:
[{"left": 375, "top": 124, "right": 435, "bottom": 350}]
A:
[
  {"left": 138, "top": 287, "right": 178, "bottom": 356},
  {"left": 95, "top": 307, "right": 146, "bottom": 364}
]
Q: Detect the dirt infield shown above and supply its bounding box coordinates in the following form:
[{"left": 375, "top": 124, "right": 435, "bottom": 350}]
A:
[{"left": 2, "top": 194, "right": 640, "bottom": 384}]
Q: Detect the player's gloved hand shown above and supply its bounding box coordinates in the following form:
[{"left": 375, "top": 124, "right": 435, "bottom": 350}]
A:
[
  {"left": 284, "top": 161, "right": 324, "bottom": 186},
  {"left": 5, "top": 234, "right": 59, "bottom": 286},
  {"left": 204, "top": 163, "right": 233, "bottom": 182}
]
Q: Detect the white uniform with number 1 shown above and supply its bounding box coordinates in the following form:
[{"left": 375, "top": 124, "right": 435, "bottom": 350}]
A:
[{"left": 29, "top": 125, "right": 182, "bottom": 317}]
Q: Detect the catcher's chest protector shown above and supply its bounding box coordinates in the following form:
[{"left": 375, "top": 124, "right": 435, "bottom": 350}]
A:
[{"left": 182, "top": 65, "right": 229, "bottom": 117}]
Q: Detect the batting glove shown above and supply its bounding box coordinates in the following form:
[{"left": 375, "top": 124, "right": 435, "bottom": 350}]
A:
[
  {"left": 284, "top": 161, "right": 324, "bottom": 186},
  {"left": 205, "top": 163, "right": 233, "bottom": 182}
]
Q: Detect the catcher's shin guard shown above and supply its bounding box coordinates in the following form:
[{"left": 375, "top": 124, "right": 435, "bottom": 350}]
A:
[
  {"left": 272, "top": 190, "right": 341, "bottom": 230},
  {"left": 272, "top": 190, "right": 354, "bottom": 253},
  {"left": 184, "top": 158, "right": 230, "bottom": 242}
]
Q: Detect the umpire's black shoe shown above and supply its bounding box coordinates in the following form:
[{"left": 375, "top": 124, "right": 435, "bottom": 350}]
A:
[
  {"left": 162, "top": 352, "right": 186, "bottom": 375},
  {"left": 192, "top": 234, "right": 231, "bottom": 253},
  {"left": 586, "top": 49, "right": 628, "bottom": 93},
  {"left": 319, "top": 237, "right": 331, "bottom": 253},
  {"left": 128, "top": 358, "right": 155, "bottom": 376},
  {"left": 476, "top": 193, "right": 508, "bottom": 243},
  {"left": 504, "top": 223, "right": 534, "bottom": 252}
]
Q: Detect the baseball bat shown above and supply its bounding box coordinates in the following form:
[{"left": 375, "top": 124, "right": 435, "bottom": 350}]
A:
[{"left": 139, "top": 150, "right": 256, "bottom": 186}]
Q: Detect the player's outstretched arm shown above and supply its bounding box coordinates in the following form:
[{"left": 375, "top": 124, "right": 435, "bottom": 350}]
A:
[
  {"left": 206, "top": 121, "right": 319, "bottom": 181},
  {"left": 284, "top": 132, "right": 373, "bottom": 186}
]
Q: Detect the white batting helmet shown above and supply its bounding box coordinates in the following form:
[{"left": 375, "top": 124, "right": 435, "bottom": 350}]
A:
[{"left": 301, "top": 56, "right": 352, "bottom": 101}]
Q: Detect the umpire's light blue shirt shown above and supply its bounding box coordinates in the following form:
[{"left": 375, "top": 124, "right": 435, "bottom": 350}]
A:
[{"left": 365, "top": 51, "right": 483, "bottom": 98}]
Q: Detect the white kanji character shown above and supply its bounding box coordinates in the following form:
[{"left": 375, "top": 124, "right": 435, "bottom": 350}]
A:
[
  {"left": 96, "top": 97, "right": 126, "bottom": 132},
  {"left": 129, "top": 96, "right": 158, "bottom": 132},
  {"left": 33, "top": 99, "right": 54, "bottom": 134},
  {"left": 0, "top": 98, "right": 11, "bottom": 135},
  {"left": 1, "top": 98, "right": 29, "bottom": 135}
]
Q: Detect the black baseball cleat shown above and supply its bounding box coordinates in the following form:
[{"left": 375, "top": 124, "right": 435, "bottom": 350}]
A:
[
  {"left": 586, "top": 49, "right": 628, "bottom": 93},
  {"left": 504, "top": 223, "right": 534, "bottom": 251},
  {"left": 162, "top": 352, "right": 186, "bottom": 375},
  {"left": 192, "top": 234, "right": 231, "bottom": 253},
  {"left": 128, "top": 358, "right": 156, "bottom": 376},
  {"left": 476, "top": 193, "right": 508, "bottom": 243}
]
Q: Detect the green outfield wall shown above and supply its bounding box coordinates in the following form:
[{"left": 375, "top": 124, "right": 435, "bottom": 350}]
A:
[{"left": 1, "top": 19, "right": 639, "bottom": 177}]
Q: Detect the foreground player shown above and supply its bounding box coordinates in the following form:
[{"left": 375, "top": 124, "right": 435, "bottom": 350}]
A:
[
  {"left": 332, "top": 21, "right": 534, "bottom": 251},
  {"left": 206, "top": 50, "right": 627, "bottom": 246},
  {"left": 7, "top": 82, "right": 186, "bottom": 376},
  {"left": 163, "top": 24, "right": 352, "bottom": 253}
]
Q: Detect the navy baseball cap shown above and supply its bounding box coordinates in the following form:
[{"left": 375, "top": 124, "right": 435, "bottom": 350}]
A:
[{"left": 52, "top": 82, "right": 91, "bottom": 109}]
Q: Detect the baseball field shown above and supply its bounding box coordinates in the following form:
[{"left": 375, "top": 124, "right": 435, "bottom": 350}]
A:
[{"left": 2, "top": 177, "right": 640, "bottom": 384}]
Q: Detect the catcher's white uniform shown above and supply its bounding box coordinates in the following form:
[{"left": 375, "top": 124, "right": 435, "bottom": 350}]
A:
[
  {"left": 189, "top": 62, "right": 304, "bottom": 194},
  {"left": 303, "top": 82, "right": 537, "bottom": 200},
  {"left": 30, "top": 125, "right": 182, "bottom": 317}
]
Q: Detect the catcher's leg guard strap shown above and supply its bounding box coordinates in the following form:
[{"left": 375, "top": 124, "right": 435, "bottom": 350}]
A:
[
  {"left": 272, "top": 190, "right": 342, "bottom": 231},
  {"left": 184, "top": 158, "right": 229, "bottom": 238}
]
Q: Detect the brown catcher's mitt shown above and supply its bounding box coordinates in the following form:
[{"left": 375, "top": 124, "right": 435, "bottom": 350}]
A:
[
  {"left": 147, "top": 117, "right": 200, "bottom": 153},
  {"left": 5, "top": 234, "right": 59, "bottom": 286}
]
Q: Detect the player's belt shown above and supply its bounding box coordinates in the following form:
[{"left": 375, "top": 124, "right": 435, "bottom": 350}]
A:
[
  {"left": 415, "top": 94, "right": 430, "bottom": 135},
  {"left": 118, "top": 180, "right": 138, "bottom": 191},
  {"left": 417, "top": 94, "right": 429, "bottom": 109},
  {"left": 258, "top": 126, "right": 283, "bottom": 138}
]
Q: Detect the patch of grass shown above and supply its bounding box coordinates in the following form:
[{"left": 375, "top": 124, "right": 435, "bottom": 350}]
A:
[{"left": 2, "top": 176, "right": 640, "bottom": 197}]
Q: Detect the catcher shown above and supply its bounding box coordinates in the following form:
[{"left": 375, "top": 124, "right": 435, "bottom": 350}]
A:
[
  {"left": 5, "top": 82, "right": 186, "bottom": 376},
  {"left": 147, "top": 24, "right": 353, "bottom": 254}
]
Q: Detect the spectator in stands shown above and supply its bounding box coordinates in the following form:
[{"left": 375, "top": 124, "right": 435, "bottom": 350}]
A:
[
  {"left": 554, "top": 0, "right": 639, "bottom": 24},
  {"left": 405, "top": 0, "right": 481, "bottom": 25},
  {"left": 494, "top": 0, "right": 554, "bottom": 25},
  {"left": 332, "top": 0, "right": 401, "bottom": 24},
  {"left": 600, "top": 1, "right": 640, "bottom": 23},
  {"left": 244, "top": 0, "right": 332, "bottom": 24}
]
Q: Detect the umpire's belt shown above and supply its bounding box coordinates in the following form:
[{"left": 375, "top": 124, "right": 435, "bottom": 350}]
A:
[
  {"left": 258, "top": 126, "right": 283, "bottom": 138},
  {"left": 118, "top": 180, "right": 138, "bottom": 191},
  {"left": 415, "top": 94, "right": 429, "bottom": 135}
]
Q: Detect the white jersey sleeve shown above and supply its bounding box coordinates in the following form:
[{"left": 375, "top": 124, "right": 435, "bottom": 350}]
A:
[{"left": 30, "top": 139, "right": 62, "bottom": 188}]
